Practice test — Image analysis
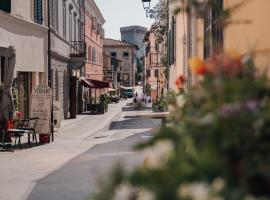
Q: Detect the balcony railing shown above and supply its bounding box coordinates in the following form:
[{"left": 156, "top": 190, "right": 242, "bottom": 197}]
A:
[{"left": 70, "top": 41, "right": 86, "bottom": 57}]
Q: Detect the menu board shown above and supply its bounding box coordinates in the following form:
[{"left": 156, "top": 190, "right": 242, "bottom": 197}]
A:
[
  {"left": 30, "top": 85, "right": 52, "bottom": 134},
  {"left": 53, "top": 101, "right": 62, "bottom": 129}
]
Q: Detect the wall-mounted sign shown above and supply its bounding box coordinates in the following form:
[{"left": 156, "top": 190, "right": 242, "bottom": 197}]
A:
[{"left": 30, "top": 85, "right": 52, "bottom": 134}]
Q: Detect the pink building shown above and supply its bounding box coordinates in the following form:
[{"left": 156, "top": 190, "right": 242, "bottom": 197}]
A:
[
  {"left": 84, "top": 0, "right": 105, "bottom": 82},
  {"left": 143, "top": 28, "right": 166, "bottom": 101}
]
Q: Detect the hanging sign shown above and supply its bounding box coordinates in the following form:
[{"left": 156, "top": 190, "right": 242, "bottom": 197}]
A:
[{"left": 30, "top": 85, "right": 52, "bottom": 134}]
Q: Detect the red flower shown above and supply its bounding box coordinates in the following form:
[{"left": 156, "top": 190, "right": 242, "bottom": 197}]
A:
[
  {"left": 16, "top": 112, "right": 23, "bottom": 119},
  {"left": 175, "top": 75, "right": 186, "bottom": 89},
  {"left": 7, "top": 120, "right": 14, "bottom": 129}
]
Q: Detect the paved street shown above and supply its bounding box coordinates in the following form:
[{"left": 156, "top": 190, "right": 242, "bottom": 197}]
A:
[{"left": 0, "top": 100, "right": 160, "bottom": 200}]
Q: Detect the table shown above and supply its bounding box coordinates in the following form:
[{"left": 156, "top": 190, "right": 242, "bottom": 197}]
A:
[{"left": 8, "top": 129, "right": 30, "bottom": 149}]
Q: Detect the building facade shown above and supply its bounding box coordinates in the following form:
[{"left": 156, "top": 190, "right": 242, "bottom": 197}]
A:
[
  {"left": 0, "top": 0, "right": 48, "bottom": 118},
  {"left": 143, "top": 28, "right": 167, "bottom": 101},
  {"left": 49, "top": 0, "right": 85, "bottom": 119},
  {"left": 104, "top": 39, "right": 138, "bottom": 88}
]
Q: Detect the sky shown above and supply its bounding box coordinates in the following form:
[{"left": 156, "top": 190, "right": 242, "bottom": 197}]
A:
[{"left": 95, "top": 0, "right": 158, "bottom": 40}]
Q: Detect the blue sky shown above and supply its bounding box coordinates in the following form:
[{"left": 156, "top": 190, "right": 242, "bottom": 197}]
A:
[{"left": 95, "top": 0, "right": 158, "bottom": 40}]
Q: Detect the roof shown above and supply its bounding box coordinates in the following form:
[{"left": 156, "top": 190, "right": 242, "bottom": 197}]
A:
[{"left": 104, "top": 38, "right": 139, "bottom": 50}]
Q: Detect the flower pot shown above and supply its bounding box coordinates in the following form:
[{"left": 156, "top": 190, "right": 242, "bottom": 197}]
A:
[{"left": 39, "top": 134, "right": 50, "bottom": 143}]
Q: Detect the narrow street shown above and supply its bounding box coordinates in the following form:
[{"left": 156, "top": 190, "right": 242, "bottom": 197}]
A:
[{"left": 0, "top": 101, "right": 160, "bottom": 200}]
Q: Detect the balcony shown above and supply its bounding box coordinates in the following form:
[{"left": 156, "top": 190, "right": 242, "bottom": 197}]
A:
[{"left": 70, "top": 41, "right": 86, "bottom": 57}]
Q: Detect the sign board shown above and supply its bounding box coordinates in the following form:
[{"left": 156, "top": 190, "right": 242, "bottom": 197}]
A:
[
  {"left": 53, "top": 101, "right": 61, "bottom": 129},
  {"left": 30, "top": 85, "right": 52, "bottom": 134}
]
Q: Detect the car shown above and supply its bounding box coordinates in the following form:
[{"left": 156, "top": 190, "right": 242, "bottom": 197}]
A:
[{"left": 124, "top": 89, "right": 134, "bottom": 98}]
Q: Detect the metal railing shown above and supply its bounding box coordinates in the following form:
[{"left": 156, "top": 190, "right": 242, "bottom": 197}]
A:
[
  {"left": 70, "top": 41, "right": 86, "bottom": 56},
  {"left": 149, "top": 52, "right": 163, "bottom": 67}
]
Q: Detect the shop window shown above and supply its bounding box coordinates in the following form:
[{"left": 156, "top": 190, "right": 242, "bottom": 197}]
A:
[{"left": 0, "top": 0, "right": 11, "bottom": 13}]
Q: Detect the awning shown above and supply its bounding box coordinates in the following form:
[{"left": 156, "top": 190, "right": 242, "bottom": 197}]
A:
[{"left": 79, "top": 77, "right": 110, "bottom": 89}]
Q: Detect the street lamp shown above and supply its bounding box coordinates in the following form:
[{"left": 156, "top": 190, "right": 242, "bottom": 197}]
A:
[
  {"left": 142, "top": 0, "right": 151, "bottom": 10},
  {"left": 141, "top": 0, "right": 156, "bottom": 18}
]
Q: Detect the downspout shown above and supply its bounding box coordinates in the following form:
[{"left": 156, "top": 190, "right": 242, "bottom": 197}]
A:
[{"left": 47, "top": 0, "right": 54, "bottom": 142}]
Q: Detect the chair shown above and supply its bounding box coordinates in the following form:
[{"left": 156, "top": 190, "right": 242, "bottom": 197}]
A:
[
  {"left": 12, "top": 119, "right": 29, "bottom": 149},
  {"left": 24, "top": 117, "right": 39, "bottom": 146}
]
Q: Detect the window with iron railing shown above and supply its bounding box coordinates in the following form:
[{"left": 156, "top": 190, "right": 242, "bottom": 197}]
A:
[
  {"left": 204, "top": 0, "right": 224, "bottom": 58},
  {"left": 0, "top": 0, "right": 11, "bottom": 13}
]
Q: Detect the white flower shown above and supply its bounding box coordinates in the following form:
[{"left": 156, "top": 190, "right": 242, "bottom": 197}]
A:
[
  {"left": 199, "top": 114, "right": 214, "bottom": 125},
  {"left": 178, "top": 182, "right": 210, "bottom": 200},
  {"left": 137, "top": 189, "right": 155, "bottom": 200},
  {"left": 190, "top": 182, "right": 210, "bottom": 200},
  {"left": 211, "top": 178, "right": 225, "bottom": 193},
  {"left": 177, "top": 184, "right": 191, "bottom": 198},
  {"left": 176, "top": 95, "right": 186, "bottom": 108},
  {"left": 244, "top": 195, "right": 257, "bottom": 200},
  {"left": 144, "top": 140, "right": 174, "bottom": 169},
  {"left": 113, "top": 183, "right": 135, "bottom": 200}
]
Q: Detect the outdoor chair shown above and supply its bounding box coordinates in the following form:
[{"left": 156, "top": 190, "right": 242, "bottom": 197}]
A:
[
  {"left": 11, "top": 119, "right": 29, "bottom": 149},
  {"left": 24, "top": 117, "right": 39, "bottom": 145}
]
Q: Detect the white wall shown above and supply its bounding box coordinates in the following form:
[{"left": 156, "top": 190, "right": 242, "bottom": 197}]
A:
[{"left": 0, "top": 11, "right": 48, "bottom": 74}]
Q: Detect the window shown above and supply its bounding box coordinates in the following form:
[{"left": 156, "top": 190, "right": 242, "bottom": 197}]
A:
[
  {"left": 63, "top": 1, "right": 66, "bottom": 38},
  {"left": 155, "top": 70, "right": 159, "bottom": 78},
  {"left": 168, "top": 16, "right": 176, "bottom": 65},
  {"left": 204, "top": 0, "right": 224, "bottom": 58},
  {"left": 0, "top": 0, "right": 11, "bottom": 13},
  {"left": 34, "top": 0, "right": 43, "bottom": 24},
  {"left": 123, "top": 52, "right": 129, "bottom": 58},
  {"left": 88, "top": 46, "right": 91, "bottom": 62},
  {"left": 111, "top": 52, "right": 117, "bottom": 57},
  {"left": 73, "top": 14, "right": 77, "bottom": 41},
  {"left": 117, "top": 73, "right": 122, "bottom": 82},
  {"left": 92, "top": 48, "right": 96, "bottom": 63},
  {"left": 69, "top": 9, "right": 72, "bottom": 41},
  {"left": 146, "top": 70, "right": 150, "bottom": 78},
  {"left": 123, "top": 74, "right": 129, "bottom": 83},
  {"left": 50, "top": 0, "right": 58, "bottom": 31}
]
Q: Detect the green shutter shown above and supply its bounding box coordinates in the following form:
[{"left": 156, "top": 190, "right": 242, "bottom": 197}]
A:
[
  {"left": 34, "top": 0, "right": 43, "bottom": 24},
  {"left": 0, "top": 0, "right": 11, "bottom": 13}
]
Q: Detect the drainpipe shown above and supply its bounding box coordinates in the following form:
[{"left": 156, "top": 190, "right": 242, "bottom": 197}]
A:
[{"left": 47, "top": 0, "right": 54, "bottom": 142}]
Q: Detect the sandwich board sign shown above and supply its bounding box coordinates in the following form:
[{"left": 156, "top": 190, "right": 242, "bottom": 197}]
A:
[{"left": 30, "top": 85, "right": 52, "bottom": 134}]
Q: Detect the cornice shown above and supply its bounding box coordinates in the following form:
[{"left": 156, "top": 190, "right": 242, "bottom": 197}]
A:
[{"left": 0, "top": 10, "right": 48, "bottom": 32}]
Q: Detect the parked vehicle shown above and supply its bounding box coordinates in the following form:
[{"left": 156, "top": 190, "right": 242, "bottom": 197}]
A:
[
  {"left": 110, "top": 95, "right": 119, "bottom": 103},
  {"left": 124, "top": 89, "right": 134, "bottom": 98}
]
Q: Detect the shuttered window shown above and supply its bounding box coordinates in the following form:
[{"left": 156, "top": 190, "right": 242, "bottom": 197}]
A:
[
  {"left": 34, "top": 0, "right": 43, "bottom": 24},
  {"left": 0, "top": 0, "right": 11, "bottom": 13}
]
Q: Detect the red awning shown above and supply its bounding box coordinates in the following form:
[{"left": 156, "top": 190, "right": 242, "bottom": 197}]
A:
[{"left": 79, "top": 77, "right": 110, "bottom": 89}]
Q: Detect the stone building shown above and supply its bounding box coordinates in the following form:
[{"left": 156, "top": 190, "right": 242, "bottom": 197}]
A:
[
  {"left": 120, "top": 26, "right": 147, "bottom": 59},
  {"left": 0, "top": 0, "right": 48, "bottom": 119},
  {"left": 104, "top": 39, "right": 138, "bottom": 88}
]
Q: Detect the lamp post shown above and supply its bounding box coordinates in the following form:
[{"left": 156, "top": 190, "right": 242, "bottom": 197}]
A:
[{"left": 141, "top": 0, "right": 157, "bottom": 18}]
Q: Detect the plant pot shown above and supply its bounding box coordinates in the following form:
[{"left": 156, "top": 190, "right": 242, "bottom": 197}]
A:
[{"left": 39, "top": 134, "right": 50, "bottom": 143}]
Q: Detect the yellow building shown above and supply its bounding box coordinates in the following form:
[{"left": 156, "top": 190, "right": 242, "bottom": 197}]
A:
[{"left": 168, "top": 0, "right": 270, "bottom": 90}]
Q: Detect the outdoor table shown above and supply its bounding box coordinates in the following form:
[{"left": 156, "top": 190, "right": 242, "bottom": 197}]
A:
[{"left": 8, "top": 129, "right": 30, "bottom": 149}]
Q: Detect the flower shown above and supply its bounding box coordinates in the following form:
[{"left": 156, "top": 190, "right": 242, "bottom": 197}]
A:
[
  {"left": 211, "top": 178, "right": 225, "bottom": 193},
  {"left": 144, "top": 140, "right": 174, "bottom": 169},
  {"left": 189, "top": 57, "right": 207, "bottom": 75},
  {"left": 178, "top": 182, "right": 210, "bottom": 200},
  {"left": 137, "top": 189, "right": 155, "bottom": 200},
  {"left": 175, "top": 75, "right": 185, "bottom": 89},
  {"left": 16, "top": 112, "right": 23, "bottom": 119},
  {"left": 113, "top": 183, "right": 135, "bottom": 200},
  {"left": 176, "top": 95, "right": 186, "bottom": 108}
]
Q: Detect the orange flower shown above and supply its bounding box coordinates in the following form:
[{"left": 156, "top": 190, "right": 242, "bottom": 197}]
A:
[
  {"left": 188, "top": 57, "right": 207, "bottom": 75},
  {"left": 175, "top": 75, "right": 185, "bottom": 89}
]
